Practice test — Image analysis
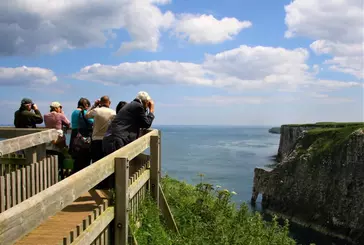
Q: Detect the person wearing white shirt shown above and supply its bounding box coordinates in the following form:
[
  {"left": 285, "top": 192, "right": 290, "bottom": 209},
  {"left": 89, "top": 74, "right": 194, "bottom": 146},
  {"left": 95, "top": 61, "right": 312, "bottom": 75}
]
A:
[{"left": 86, "top": 96, "right": 116, "bottom": 163}]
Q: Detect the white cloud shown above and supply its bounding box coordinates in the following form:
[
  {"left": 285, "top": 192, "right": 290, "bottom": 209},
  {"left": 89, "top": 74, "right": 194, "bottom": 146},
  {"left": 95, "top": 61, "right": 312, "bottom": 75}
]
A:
[
  {"left": 284, "top": 0, "right": 364, "bottom": 79},
  {"left": 0, "top": 0, "right": 252, "bottom": 56},
  {"left": 74, "top": 45, "right": 309, "bottom": 89},
  {"left": 0, "top": 66, "right": 57, "bottom": 86},
  {"left": 74, "top": 45, "right": 362, "bottom": 92},
  {"left": 0, "top": 0, "right": 174, "bottom": 55},
  {"left": 172, "top": 14, "right": 252, "bottom": 44}
]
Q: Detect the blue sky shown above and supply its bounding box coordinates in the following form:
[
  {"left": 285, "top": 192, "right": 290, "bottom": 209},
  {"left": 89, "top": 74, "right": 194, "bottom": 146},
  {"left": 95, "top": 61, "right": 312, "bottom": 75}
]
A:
[{"left": 0, "top": 0, "right": 363, "bottom": 125}]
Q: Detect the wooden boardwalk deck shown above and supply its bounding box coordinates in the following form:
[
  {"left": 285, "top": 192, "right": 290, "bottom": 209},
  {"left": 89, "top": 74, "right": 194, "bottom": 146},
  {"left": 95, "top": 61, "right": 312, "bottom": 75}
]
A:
[{"left": 14, "top": 189, "right": 110, "bottom": 245}]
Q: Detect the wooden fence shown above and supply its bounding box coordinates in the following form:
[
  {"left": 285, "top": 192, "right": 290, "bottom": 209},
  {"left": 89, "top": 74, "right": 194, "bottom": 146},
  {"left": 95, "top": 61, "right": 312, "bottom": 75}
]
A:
[
  {"left": 0, "top": 155, "right": 58, "bottom": 213},
  {"left": 0, "top": 128, "right": 178, "bottom": 245}
]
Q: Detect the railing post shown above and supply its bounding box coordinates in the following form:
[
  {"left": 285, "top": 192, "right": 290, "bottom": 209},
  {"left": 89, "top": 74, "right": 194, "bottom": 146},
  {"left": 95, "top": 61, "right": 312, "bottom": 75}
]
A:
[
  {"left": 24, "top": 143, "right": 46, "bottom": 164},
  {"left": 150, "top": 131, "right": 161, "bottom": 207},
  {"left": 114, "top": 157, "right": 129, "bottom": 245}
]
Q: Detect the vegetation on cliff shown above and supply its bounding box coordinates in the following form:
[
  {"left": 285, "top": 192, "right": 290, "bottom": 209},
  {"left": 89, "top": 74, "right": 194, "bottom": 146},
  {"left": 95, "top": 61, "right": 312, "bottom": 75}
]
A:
[
  {"left": 283, "top": 122, "right": 364, "bottom": 128},
  {"left": 296, "top": 123, "right": 364, "bottom": 157},
  {"left": 131, "top": 175, "right": 297, "bottom": 245}
]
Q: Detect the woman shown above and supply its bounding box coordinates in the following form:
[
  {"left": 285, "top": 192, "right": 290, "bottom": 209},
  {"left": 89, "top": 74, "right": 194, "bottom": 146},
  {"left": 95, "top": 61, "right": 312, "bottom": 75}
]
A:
[
  {"left": 70, "top": 98, "right": 94, "bottom": 174},
  {"left": 43, "top": 101, "right": 70, "bottom": 180}
]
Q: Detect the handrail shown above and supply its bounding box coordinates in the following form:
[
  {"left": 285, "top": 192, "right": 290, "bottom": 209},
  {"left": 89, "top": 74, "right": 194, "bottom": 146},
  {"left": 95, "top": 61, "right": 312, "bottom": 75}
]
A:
[
  {"left": 0, "top": 127, "right": 49, "bottom": 138},
  {"left": 0, "top": 129, "right": 59, "bottom": 156},
  {"left": 0, "top": 129, "right": 159, "bottom": 245}
]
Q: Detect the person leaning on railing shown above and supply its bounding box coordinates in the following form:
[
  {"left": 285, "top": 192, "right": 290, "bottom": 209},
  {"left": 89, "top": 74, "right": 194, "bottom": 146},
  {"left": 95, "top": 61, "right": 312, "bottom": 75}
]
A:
[
  {"left": 69, "top": 97, "right": 94, "bottom": 174},
  {"left": 85, "top": 96, "right": 116, "bottom": 164},
  {"left": 99, "top": 92, "right": 154, "bottom": 190},
  {"left": 102, "top": 91, "right": 155, "bottom": 155},
  {"left": 14, "top": 98, "right": 43, "bottom": 128},
  {"left": 43, "top": 101, "right": 70, "bottom": 180}
]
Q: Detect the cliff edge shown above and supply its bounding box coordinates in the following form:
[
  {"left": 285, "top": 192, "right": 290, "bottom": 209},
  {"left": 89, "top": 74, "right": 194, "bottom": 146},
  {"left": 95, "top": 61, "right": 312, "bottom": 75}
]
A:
[{"left": 252, "top": 122, "right": 364, "bottom": 244}]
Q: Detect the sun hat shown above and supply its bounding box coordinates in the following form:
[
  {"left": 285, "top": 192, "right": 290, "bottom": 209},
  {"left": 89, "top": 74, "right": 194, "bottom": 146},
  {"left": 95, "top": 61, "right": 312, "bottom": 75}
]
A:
[{"left": 50, "top": 101, "right": 62, "bottom": 108}]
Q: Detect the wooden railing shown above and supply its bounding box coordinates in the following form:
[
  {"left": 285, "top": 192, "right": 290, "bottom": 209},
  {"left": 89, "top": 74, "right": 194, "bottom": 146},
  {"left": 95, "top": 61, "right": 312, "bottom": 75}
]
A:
[
  {"left": 0, "top": 128, "right": 176, "bottom": 245},
  {"left": 0, "top": 155, "right": 58, "bottom": 213}
]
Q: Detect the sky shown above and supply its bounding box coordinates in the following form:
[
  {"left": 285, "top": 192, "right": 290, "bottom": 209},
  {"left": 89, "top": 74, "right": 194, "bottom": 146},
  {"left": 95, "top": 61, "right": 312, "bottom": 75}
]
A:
[{"left": 0, "top": 0, "right": 363, "bottom": 126}]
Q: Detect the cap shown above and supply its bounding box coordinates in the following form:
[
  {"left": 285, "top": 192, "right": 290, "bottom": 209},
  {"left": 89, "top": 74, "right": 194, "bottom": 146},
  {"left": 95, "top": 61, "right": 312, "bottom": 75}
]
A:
[
  {"left": 50, "top": 101, "right": 62, "bottom": 108},
  {"left": 21, "top": 98, "right": 33, "bottom": 105}
]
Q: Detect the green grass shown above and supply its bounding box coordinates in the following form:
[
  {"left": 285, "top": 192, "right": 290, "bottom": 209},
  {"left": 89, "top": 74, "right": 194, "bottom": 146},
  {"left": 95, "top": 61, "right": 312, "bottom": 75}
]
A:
[
  {"left": 282, "top": 122, "right": 364, "bottom": 128},
  {"left": 131, "top": 175, "right": 299, "bottom": 245},
  {"left": 299, "top": 125, "right": 363, "bottom": 154}
]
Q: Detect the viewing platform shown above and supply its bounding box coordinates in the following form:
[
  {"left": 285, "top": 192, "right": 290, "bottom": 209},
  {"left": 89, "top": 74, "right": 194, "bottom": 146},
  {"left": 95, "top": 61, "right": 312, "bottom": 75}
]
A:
[{"left": 0, "top": 127, "right": 178, "bottom": 245}]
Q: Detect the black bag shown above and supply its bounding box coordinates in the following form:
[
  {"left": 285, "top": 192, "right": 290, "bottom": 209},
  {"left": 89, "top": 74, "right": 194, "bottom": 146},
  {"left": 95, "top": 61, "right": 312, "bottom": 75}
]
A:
[{"left": 72, "top": 110, "right": 92, "bottom": 152}]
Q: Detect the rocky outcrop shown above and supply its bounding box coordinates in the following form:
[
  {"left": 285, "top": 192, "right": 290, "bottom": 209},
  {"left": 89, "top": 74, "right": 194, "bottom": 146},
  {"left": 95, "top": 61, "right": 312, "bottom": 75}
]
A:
[
  {"left": 268, "top": 127, "right": 281, "bottom": 134},
  {"left": 252, "top": 124, "right": 364, "bottom": 244},
  {"left": 276, "top": 125, "right": 315, "bottom": 161}
]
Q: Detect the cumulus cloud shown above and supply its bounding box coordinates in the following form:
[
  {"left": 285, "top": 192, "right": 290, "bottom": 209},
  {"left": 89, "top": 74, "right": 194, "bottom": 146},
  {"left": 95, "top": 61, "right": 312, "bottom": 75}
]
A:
[
  {"left": 0, "top": 0, "right": 174, "bottom": 55},
  {"left": 73, "top": 45, "right": 361, "bottom": 92},
  {"left": 172, "top": 14, "right": 252, "bottom": 44},
  {"left": 0, "top": 66, "right": 57, "bottom": 86},
  {"left": 0, "top": 0, "right": 252, "bottom": 56},
  {"left": 284, "top": 0, "right": 364, "bottom": 79}
]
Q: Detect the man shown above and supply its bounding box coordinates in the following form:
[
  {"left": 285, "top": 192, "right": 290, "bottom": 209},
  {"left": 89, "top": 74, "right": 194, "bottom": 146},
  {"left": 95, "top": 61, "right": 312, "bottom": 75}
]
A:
[
  {"left": 103, "top": 91, "right": 155, "bottom": 155},
  {"left": 86, "top": 96, "right": 116, "bottom": 163},
  {"left": 14, "top": 98, "right": 43, "bottom": 128}
]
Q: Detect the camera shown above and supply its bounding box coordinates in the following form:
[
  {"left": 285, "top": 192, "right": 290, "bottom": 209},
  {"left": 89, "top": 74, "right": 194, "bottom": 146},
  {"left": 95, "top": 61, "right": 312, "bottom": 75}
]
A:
[{"left": 31, "top": 103, "right": 35, "bottom": 110}]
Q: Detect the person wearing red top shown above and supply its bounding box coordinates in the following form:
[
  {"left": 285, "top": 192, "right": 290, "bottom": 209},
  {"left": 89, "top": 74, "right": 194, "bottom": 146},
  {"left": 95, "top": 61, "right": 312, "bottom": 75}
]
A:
[{"left": 44, "top": 101, "right": 71, "bottom": 180}]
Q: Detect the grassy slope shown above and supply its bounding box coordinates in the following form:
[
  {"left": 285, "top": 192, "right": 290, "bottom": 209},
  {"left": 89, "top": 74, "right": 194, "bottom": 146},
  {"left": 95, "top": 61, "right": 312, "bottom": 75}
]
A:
[
  {"left": 131, "top": 176, "right": 298, "bottom": 245},
  {"left": 282, "top": 122, "right": 364, "bottom": 128},
  {"left": 296, "top": 123, "right": 364, "bottom": 157}
]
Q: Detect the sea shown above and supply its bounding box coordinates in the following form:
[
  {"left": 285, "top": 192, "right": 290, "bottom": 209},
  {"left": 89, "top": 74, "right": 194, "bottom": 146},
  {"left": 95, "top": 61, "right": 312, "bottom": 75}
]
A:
[{"left": 1, "top": 125, "right": 350, "bottom": 245}]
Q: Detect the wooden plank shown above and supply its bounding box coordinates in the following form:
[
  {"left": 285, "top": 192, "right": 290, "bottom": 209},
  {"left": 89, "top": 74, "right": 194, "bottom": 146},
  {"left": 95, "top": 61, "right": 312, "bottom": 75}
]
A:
[
  {"left": 159, "top": 184, "right": 180, "bottom": 234},
  {"left": 26, "top": 166, "right": 31, "bottom": 198},
  {"left": 47, "top": 156, "right": 51, "bottom": 187},
  {"left": 55, "top": 155, "right": 59, "bottom": 183},
  {"left": 44, "top": 158, "right": 49, "bottom": 188},
  {"left": 16, "top": 170, "right": 21, "bottom": 205},
  {"left": 0, "top": 128, "right": 46, "bottom": 138},
  {"left": 11, "top": 172, "right": 16, "bottom": 207},
  {"left": 30, "top": 163, "right": 35, "bottom": 196},
  {"left": 72, "top": 207, "right": 114, "bottom": 245},
  {"left": 98, "top": 130, "right": 158, "bottom": 164},
  {"left": 150, "top": 135, "right": 160, "bottom": 207},
  {"left": 50, "top": 156, "right": 54, "bottom": 185},
  {"left": 114, "top": 157, "right": 129, "bottom": 245},
  {"left": 0, "top": 130, "right": 158, "bottom": 245},
  {"left": 0, "top": 176, "right": 4, "bottom": 212},
  {"left": 128, "top": 170, "right": 150, "bottom": 200},
  {"left": 39, "top": 160, "right": 44, "bottom": 191},
  {"left": 21, "top": 168, "right": 26, "bottom": 201},
  {"left": 0, "top": 129, "right": 58, "bottom": 156},
  {"left": 35, "top": 162, "right": 39, "bottom": 194},
  {"left": 5, "top": 174, "right": 10, "bottom": 210}
]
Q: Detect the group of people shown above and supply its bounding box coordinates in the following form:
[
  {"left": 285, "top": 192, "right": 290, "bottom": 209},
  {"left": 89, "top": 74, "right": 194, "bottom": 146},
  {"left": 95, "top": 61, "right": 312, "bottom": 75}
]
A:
[{"left": 13, "top": 91, "right": 155, "bottom": 185}]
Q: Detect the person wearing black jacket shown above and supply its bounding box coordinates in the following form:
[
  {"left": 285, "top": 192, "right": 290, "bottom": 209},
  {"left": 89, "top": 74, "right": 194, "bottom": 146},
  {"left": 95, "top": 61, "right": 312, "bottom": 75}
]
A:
[
  {"left": 14, "top": 98, "right": 43, "bottom": 128},
  {"left": 103, "top": 91, "right": 155, "bottom": 155}
]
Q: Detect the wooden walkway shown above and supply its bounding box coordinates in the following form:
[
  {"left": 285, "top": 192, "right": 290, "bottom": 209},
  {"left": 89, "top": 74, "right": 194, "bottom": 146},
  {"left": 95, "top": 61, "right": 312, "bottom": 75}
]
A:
[{"left": 14, "top": 189, "right": 110, "bottom": 245}]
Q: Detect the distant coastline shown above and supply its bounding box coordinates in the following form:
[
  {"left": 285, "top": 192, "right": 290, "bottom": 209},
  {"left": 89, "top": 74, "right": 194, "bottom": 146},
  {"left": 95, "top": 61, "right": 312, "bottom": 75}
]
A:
[{"left": 268, "top": 127, "right": 281, "bottom": 134}]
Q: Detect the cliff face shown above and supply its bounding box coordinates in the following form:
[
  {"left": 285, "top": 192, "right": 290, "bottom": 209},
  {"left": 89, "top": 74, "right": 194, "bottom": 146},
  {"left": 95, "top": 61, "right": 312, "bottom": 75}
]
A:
[
  {"left": 252, "top": 124, "right": 364, "bottom": 244},
  {"left": 277, "top": 125, "right": 311, "bottom": 161}
]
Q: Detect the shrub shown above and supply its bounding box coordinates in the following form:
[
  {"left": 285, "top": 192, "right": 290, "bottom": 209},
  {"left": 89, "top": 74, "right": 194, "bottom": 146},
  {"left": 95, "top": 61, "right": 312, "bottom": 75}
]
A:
[{"left": 132, "top": 175, "right": 297, "bottom": 245}]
